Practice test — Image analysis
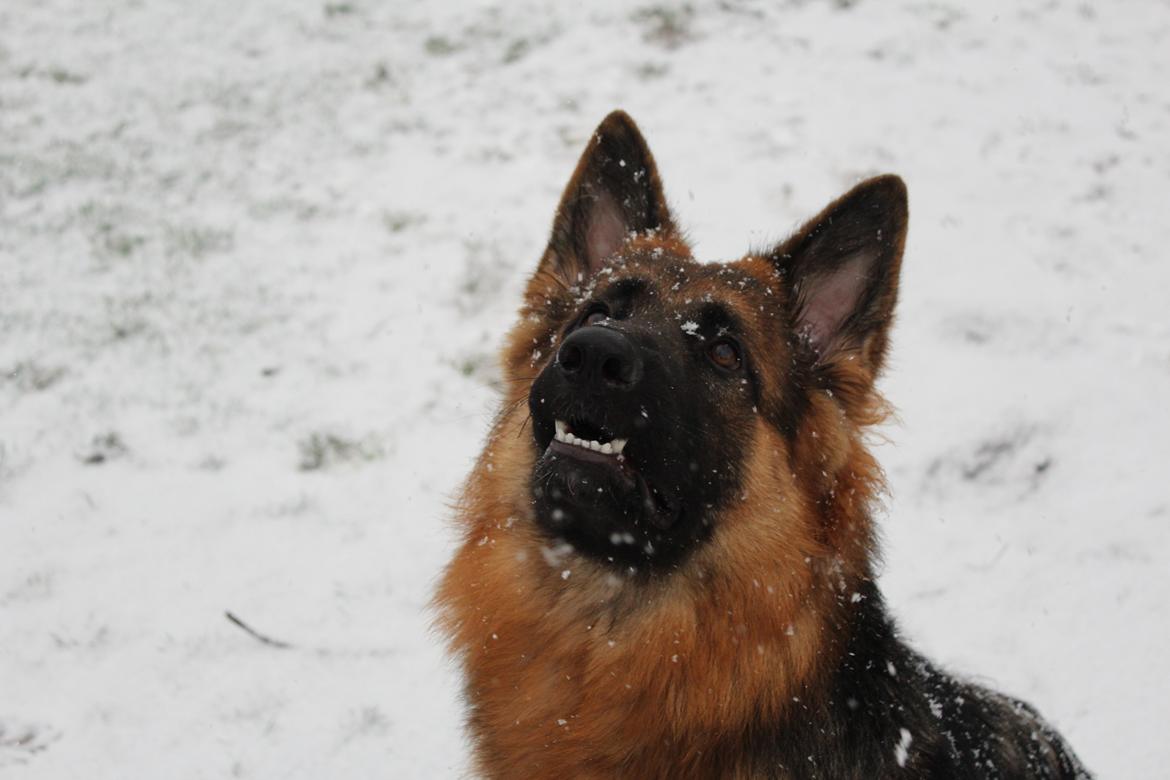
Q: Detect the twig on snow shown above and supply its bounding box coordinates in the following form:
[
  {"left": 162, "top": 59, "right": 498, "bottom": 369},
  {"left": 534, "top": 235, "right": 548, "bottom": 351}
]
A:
[{"left": 224, "top": 610, "right": 294, "bottom": 649}]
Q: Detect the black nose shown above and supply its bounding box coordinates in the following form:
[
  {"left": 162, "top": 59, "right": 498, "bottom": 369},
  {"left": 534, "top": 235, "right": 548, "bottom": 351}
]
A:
[{"left": 557, "top": 326, "right": 642, "bottom": 390}]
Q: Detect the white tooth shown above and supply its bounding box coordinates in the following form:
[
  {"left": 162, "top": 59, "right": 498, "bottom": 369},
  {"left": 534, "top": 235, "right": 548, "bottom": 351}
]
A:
[
  {"left": 611, "top": 438, "right": 627, "bottom": 454},
  {"left": 600, "top": 443, "right": 613, "bottom": 455},
  {"left": 589, "top": 441, "right": 601, "bottom": 451},
  {"left": 555, "top": 420, "right": 566, "bottom": 438},
  {"left": 566, "top": 434, "right": 578, "bottom": 446}
]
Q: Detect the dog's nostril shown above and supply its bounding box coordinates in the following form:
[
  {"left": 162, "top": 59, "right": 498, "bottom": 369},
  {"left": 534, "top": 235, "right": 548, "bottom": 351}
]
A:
[
  {"left": 556, "top": 327, "right": 641, "bottom": 389},
  {"left": 601, "top": 356, "right": 627, "bottom": 385},
  {"left": 558, "top": 344, "right": 583, "bottom": 373}
]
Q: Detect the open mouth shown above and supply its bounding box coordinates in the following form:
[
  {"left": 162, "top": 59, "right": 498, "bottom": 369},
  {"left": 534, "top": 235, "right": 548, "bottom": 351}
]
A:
[
  {"left": 553, "top": 419, "right": 627, "bottom": 456},
  {"left": 543, "top": 417, "right": 675, "bottom": 524}
]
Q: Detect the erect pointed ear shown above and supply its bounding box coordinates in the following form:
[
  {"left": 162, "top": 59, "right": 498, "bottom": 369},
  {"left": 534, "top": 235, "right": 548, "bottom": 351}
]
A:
[
  {"left": 773, "top": 175, "right": 908, "bottom": 376},
  {"left": 537, "top": 111, "right": 674, "bottom": 288}
]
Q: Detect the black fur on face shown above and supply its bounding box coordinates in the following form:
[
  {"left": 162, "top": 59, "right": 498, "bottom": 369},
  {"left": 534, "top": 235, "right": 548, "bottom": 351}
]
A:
[{"left": 528, "top": 264, "right": 757, "bottom": 572}]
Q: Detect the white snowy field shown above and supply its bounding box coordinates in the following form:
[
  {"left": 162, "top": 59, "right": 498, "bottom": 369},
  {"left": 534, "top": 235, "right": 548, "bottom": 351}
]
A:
[{"left": 1, "top": 0, "right": 1167, "bottom": 776}]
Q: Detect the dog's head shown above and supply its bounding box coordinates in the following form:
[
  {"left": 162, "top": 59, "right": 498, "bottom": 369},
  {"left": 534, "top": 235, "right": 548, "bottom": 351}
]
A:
[{"left": 497, "top": 111, "right": 907, "bottom": 575}]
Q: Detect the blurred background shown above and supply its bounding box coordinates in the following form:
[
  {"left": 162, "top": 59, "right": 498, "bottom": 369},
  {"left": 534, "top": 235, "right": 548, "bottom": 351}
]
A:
[{"left": 1, "top": 0, "right": 1167, "bottom": 776}]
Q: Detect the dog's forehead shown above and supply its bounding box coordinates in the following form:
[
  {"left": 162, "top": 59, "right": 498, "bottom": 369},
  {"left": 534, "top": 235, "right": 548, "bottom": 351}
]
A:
[{"left": 599, "top": 246, "right": 784, "bottom": 320}]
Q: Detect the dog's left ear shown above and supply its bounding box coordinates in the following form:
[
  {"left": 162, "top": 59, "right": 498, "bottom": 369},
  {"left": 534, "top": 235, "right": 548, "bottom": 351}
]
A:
[
  {"left": 772, "top": 175, "right": 908, "bottom": 378},
  {"left": 534, "top": 111, "right": 675, "bottom": 290}
]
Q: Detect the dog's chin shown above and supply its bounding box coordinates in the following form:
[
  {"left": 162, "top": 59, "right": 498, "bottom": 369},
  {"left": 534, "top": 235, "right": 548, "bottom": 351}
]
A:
[{"left": 532, "top": 441, "right": 679, "bottom": 567}]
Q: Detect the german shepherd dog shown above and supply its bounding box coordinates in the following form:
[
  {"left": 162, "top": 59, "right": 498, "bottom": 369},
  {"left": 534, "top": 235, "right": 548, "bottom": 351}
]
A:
[{"left": 436, "top": 112, "right": 1090, "bottom": 778}]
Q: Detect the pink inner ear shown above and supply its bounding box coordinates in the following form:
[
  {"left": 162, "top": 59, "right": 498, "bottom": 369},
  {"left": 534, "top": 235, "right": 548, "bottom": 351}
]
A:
[
  {"left": 798, "top": 251, "right": 874, "bottom": 351},
  {"left": 584, "top": 190, "right": 628, "bottom": 274}
]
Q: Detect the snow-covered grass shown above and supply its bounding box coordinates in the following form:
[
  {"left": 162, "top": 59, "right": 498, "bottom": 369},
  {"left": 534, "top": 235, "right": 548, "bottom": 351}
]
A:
[{"left": 1, "top": 0, "right": 1167, "bottom": 776}]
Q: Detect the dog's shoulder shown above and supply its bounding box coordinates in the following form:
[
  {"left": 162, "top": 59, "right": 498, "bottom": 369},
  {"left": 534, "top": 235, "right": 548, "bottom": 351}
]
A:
[{"left": 733, "top": 584, "right": 1091, "bottom": 779}]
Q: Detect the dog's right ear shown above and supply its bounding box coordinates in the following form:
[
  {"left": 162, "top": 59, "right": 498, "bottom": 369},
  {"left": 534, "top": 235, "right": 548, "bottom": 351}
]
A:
[{"left": 532, "top": 111, "right": 674, "bottom": 292}]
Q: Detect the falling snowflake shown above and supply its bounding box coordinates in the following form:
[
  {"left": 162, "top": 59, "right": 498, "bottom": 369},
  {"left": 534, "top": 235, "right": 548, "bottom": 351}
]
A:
[{"left": 895, "top": 728, "right": 913, "bottom": 767}]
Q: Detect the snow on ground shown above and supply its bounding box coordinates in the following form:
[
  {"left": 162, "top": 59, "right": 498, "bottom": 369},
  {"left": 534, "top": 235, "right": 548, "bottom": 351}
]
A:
[{"left": 1, "top": 0, "right": 1167, "bottom": 776}]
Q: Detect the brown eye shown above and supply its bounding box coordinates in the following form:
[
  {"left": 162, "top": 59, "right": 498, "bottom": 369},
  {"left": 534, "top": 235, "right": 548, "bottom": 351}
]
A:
[{"left": 708, "top": 340, "right": 741, "bottom": 370}]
